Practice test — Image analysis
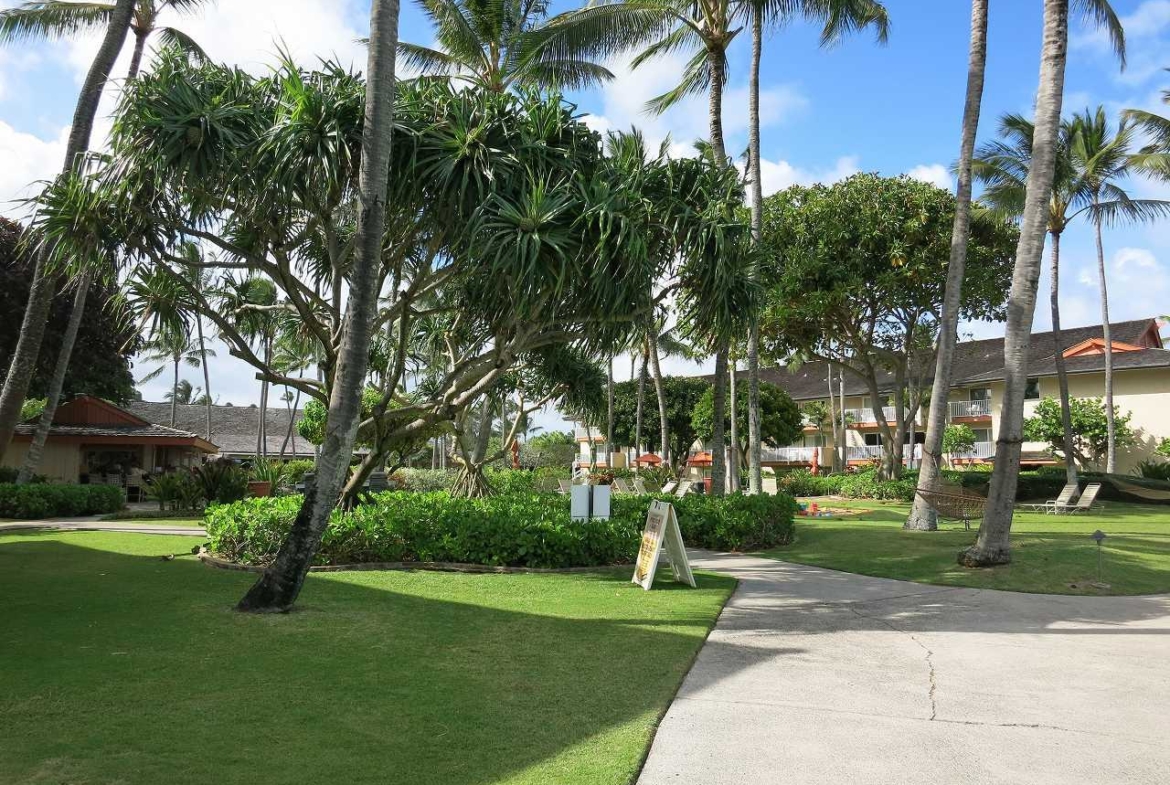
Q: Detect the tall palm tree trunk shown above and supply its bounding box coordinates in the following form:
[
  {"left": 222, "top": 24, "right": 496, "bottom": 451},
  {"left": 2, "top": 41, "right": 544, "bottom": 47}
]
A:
[
  {"left": 127, "top": 28, "right": 148, "bottom": 80},
  {"left": 1049, "top": 232, "right": 1078, "bottom": 483},
  {"left": 961, "top": 0, "right": 1068, "bottom": 568},
  {"left": 906, "top": 0, "right": 990, "bottom": 531},
  {"left": 635, "top": 345, "right": 648, "bottom": 462},
  {"left": 170, "top": 355, "right": 179, "bottom": 427},
  {"left": 237, "top": 0, "right": 402, "bottom": 612},
  {"left": 707, "top": 44, "right": 728, "bottom": 495},
  {"left": 0, "top": 0, "right": 136, "bottom": 463},
  {"left": 17, "top": 277, "right": 90, "bottom": 483},
  {"left": 196, "top": 316, "right": 212, "bottom": 440},
  {"left": 746, "top": 7, "right": 764, "bottom": 495},
  {"left": 729, "top": 351, "right": 738, "bottom": 490},
  {"left": 1093, "top": 204, "right": 1116, "bottom": 472},
  {"left": 647, "top": 329, "right": 670, "bottom": 465},
  {"left": 606, "top": 355, "right": 614, "bottom": 468}
]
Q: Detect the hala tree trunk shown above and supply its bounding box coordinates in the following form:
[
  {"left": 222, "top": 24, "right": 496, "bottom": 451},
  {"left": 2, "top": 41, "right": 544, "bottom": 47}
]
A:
[
  {"left": 127, "top": 29, "right": 147, "bottom": 81},
  {"left": 711, "top": 349, "right": 729, "bottom": 495},
  {"left": 648, "top": 328, "right": 670, "bottom": 465},
  {"left": 746, "top": 4, "right": 764, "bottom": 496},
  {"left": 729, "top": 352, "right": 738, "bottom": 491},
  {"left": 1049, "top": 233, "right": 1079, "bottom": 484},
  {"left": 907, "top": 0, "right": 989, "bottom": 530},
  {"left": 1094, "top": 209, "right": 1116, "bottom": 473},
  {"left": 17, "top": 276, "right": 90, "bottom": 483},
  {"left": 0, "top": 0, "right": 136, "bottom": 464},
  {"left": 961, "top": 0, "right": 1068, "bottom": 568},
  {"left": 237, "top": 0, "right": 401, "bottom": 613}
]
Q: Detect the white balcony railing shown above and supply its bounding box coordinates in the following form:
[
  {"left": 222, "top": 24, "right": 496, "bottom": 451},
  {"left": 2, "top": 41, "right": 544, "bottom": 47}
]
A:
[
  {"left": 760, "top": 446, "right": 820, "bottom": 463},
  {"left": 952, "top": 441, "right": 995, "bottom": 460},
  {"left": 843, "top": 406, "right": 903, "bottom": 424},
  {"left": 948, "top": 399, "right": 992, "bottom": 419},
  {"left": 573, "top": 426, "right": 605, "bottom": 441}
]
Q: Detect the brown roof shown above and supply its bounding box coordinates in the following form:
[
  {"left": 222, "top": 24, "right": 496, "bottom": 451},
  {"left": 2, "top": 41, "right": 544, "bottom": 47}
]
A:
[
  {"left": 125, "top": 401, "right": 314, "bottom": 458},
  {"left": 750, "top": 319, "right": 1167, "bottom": 401},
  {"left": 13, "top": 395, "right": 216, "bottom": 452}
]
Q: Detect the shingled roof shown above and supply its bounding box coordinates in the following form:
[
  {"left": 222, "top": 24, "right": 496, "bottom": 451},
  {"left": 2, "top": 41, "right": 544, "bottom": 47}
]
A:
[
  {"left": 752, "top": 318, "right": 1167, "bottom": 402},
  {"left": 125, "top": 402, "right": 313, "bottom": 458}
]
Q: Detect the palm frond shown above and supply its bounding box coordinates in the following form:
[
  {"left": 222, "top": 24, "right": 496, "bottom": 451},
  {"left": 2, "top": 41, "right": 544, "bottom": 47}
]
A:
[
  {"left": 0, "top": 0, "right": 113, "bottom": 43},
  {"left": 396, "top": 41, "right": 462, "bottom": 75},
  {"left": 644, "top": 47, "right": 710, "bottom": 116},
  {"left": 538, "top": 2, "right": 680, "bottom": 63},
  {"left": 155, "top": 26, "right": 208, "bottom": 62},
  {"left": 515, "top": 58, "right": 613, "bottom": 90},
  {"left": 1072, "top": 0, "right": 1125, "bottom": 69}
]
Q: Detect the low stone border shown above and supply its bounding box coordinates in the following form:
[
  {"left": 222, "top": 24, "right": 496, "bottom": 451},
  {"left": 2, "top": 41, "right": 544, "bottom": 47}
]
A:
[{"left": 199, "top": 551, "right": 629, "bottom": 575}]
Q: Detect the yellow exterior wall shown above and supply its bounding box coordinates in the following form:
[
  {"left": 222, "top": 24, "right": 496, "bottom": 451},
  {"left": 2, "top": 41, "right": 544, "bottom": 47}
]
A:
[{"left": 1, "top": 442, "right": 81, "bottom": 483}]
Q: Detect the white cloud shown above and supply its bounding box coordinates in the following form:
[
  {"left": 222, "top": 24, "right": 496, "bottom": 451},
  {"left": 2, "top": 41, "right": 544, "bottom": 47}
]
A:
[
  {"left": 580, "top": 52, "right": 807, "bottom": 155},
  {"left": 905, "top": 163, "right": 953, "bottom": 191},
  {"left": 753, "top": 155, "right": 859, "bottom": 197},
  {"left": 0, "top": 121, "right": 66, "bottom": 219},
  {"left": 1072, "top": 1, "right": 1170, "bottom": 85}
]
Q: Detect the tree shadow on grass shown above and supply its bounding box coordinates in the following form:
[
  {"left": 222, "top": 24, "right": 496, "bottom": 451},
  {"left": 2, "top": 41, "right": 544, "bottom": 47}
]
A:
[{"left": 0, "top": 534, "right": 746, "bottom": 785}]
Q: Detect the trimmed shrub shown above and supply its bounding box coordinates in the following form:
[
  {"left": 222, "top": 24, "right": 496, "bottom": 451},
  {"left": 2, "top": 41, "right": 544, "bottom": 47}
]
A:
[
  {"left": 206, "top": 490, "right": 798, "bottom": 568},
  {"left": 281, "top": 460, "right": 316, "bottom": 486},
  {"left": 396, "top": 468, "right": 455, "bottom": 492},
  {"left": 0, "top": 483, "right": 124, "bottom": 519}
]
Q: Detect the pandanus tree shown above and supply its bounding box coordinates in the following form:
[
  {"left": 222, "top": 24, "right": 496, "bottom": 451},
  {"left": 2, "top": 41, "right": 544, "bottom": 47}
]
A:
[
  {"left": 49, "top": 49, "right": 754, "bottom": 609},
  {"left": 0, "top": 0, "right": 136, "bottom": 465},
  {"left": 961, "top": 0, "right": 1125, "bottom": 568},
  {"left": 0, "top": 0, "right": 208, "bottom": 79}
]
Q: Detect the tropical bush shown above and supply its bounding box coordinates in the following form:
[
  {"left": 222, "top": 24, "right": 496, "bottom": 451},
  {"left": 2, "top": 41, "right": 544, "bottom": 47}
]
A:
[
  {"left": 0, "top": 483, "right": 124, "bottom": 519},
  {"left": 145, "top": 472, "right": 203, "bottom": 511},
  {"left": 1136, "top": 459, "right": 1170, "bottom": 481},
  {"left": 280, "top": 460, "right": 316, "bottom": 486},
  {"left": 395, "top": 468, "right": 455, "bottom": 492},
  {"left": 206, "top": 490, "right": 797, "bottom": 568},
  {"left": 0, "top": 466, "right": 16, "bottom": 484},
  {"left": 193, "top": 462, "right": 250, "bottom": 506}
]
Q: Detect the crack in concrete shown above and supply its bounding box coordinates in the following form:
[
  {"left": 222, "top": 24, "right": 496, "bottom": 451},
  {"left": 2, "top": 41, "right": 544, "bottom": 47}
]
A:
[{"left": 847, "top": 604, "right": 938, "bottom": 720}]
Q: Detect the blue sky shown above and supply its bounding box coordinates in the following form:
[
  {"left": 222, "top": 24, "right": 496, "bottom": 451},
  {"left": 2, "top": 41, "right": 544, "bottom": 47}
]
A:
[{"left": 2, "top": 0, "right": 1170, "bottom": 428}]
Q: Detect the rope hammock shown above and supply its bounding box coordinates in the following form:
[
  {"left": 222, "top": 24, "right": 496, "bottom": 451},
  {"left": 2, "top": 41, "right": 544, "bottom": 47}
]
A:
[
  {"left": 1108, "top": 477, "right": 1170, "bottom": 502},
  {"left": 915, "top": 479, "right": 987, "bottom": 531}
]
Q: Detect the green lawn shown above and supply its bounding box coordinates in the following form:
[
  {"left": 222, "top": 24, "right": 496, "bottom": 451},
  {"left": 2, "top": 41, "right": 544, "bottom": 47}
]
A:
[
  {"left": 765, "top": 499, "right": 1170, "bottom": 596},
  {"left": 0, "top": 531, "right": 734, "bottom": 785}
]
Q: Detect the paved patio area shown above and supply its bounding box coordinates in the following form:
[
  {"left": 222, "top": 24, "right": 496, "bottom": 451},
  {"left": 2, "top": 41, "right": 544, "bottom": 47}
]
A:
[
  {"left": 0, "top": 518, "right": 205, "bottom": 536},
  {"left": 639, "top": 552, "right": 1170, "bottom": 785}
]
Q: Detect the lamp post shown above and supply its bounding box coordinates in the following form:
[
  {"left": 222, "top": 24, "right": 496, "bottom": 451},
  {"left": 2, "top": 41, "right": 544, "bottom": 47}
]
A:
[{"left": 1090, "top": 529, "right": 1109, "bottom": 589}]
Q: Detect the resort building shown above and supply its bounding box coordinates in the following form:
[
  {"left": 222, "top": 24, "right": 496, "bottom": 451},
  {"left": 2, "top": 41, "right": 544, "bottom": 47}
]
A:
[{"left": 755, "top": 318, "right": 1170, "bottom": 474}]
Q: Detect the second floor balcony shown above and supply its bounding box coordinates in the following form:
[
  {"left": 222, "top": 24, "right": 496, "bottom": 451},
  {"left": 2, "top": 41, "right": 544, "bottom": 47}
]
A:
[{"left": 948, "top": 399, "right": 992, "bottom": 419}]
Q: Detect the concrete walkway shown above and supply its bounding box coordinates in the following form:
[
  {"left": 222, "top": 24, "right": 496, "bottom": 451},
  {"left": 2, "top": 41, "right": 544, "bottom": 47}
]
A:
[
  {"left": 0, "top": 518, "right": 205, "bottom": 536},
  {"left": 639, "top": 552, "right": 1170, "bottom": 785}
]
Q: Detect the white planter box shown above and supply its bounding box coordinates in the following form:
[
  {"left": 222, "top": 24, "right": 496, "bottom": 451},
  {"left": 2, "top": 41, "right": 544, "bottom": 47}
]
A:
[
  {"left": 570, "top": 484, "right": 612, "bottom": 521},
  {"left": 592, "top": 484, "right": 611, "bottom": 520},
  {"left": 571, "top": 484, "right": 591, "bottom": 521}
]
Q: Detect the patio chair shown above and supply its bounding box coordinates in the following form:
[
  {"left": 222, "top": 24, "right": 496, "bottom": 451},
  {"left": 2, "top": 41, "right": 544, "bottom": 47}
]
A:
[
  {"left": 557, "top": 479, "right": 573, "bottom": 495},
  {"left": 1017, "top": 483, "right": 1079, "bottom": 513},
  {"left": 1055, "top": 482, "right": 1102, "bottom": 515},
  {"left": 612, "top": 478, "right": 633, "bottom": 494},
  {"left": 674, "top": 480, "right": 693, "bottom": 498},
  {"left": 631, "top": 478, "right": 649, "bottom": 495},
  {"left": 661, "top": 480, "right": 678, "bottom": 495}
]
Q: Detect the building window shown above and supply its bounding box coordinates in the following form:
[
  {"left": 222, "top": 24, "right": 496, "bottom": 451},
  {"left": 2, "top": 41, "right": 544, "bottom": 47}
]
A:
[
  {"left": 973, "top": 428, "right": 991, "bottom": 443},
  {"left": 969, "top": 388, "right": 990, "bottom": 402},
  {"left": 1024, "top": 378, "right": 1041, "bottom": 400},
  {"left": 864, "top": 433, "right": 882, "bottom": 447}
]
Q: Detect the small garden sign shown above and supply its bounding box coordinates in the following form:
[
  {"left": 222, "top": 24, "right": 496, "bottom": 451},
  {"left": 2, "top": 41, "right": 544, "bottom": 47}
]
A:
[{"left": 632, "top": 501, "right": 695, "bottom": 590}]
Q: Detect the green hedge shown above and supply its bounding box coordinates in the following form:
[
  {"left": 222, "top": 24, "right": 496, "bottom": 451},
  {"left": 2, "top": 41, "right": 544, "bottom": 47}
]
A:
[
  {"left": 206, "top": 490, "right": 797, "bottom": 569},
  {"left": 0, "top": 483, "right": 124, "bottom": 519}
]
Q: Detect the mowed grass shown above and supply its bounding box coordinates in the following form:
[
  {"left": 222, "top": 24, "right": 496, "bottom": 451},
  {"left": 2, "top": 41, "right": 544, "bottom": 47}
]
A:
[
  {"left": 765, "top": 500, "right": 1170, "bottom": 596},
  {"left": 0, "top": 531, "right": 734, "bottom": 785}
]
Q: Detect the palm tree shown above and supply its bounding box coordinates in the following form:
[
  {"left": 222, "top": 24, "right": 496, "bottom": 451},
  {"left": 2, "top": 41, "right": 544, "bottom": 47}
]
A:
[
  {"left": 398, "top": 0, "right": 616, "bottom": 92},
  {"left": 221, "top": 277, "right": 279, "bottom": 458},
  {"left": 238, "top": 0, "right": 403, "bottom": 612},
  {"left": 961, "top": 0, "right": 1124, "bottom": 568},
  {"left": 164, "top": 379, "right": 206, "bottom": 405},
  {"left": 744, "top": 0, "right": 888, "bottom": 493},
  {"left": 973, "top": 108, "right": 1165, "bottom": 479},
  {"left": 139, "top": 328, "right": 205, "bottom": 427},
  {"left": 905, "top": 0, "right": 988, "bottom": 531},
  {"left": 0, "top": 0, "right": 208, "bottom": 80},
  {"left": 0, "top": 0, "right": 136, "bottom": 465},
  {"left": 1069, "top": 107, "right": 1170, "bottom": 472}
]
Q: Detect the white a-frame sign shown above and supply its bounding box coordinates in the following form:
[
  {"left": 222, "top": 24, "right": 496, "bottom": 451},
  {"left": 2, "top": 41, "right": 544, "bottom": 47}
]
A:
[{"left": 632, "top": 501, "right": 696, "bottom": 590}]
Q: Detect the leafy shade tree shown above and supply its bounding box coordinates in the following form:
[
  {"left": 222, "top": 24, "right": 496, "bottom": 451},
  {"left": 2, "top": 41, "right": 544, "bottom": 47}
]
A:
[
  {"left": 759, "top": 173, "right": 1018, "bottom": 479},
  {"left": 0, "top": 218, "right": 135, "bottom": 404},
  {"left": 904, "top": 0, "right": 989, "bottom": 531},
  {"left": 1024, "top": 397, "right": 1133, "bottom": 470},
  {"left": 692, "top": 379, "right": 802, "bottom": 470},
  {"left": 942, "top": 422, "right": 977, "bottom": 465},
  {"left": 962, "top": 0, "right": 1125, "bottom": 569},
  {"left": 0, "top": 0, "right": 208, "bottom": 80},
  {"left": 609, "top": 375, "right": 710, "bottom": 469},
  {"left": 0, "top": 0, "right": 136, "bottom": 464},
  {"left": 398, "top": 0, "right": 616, "bottom": 91}
]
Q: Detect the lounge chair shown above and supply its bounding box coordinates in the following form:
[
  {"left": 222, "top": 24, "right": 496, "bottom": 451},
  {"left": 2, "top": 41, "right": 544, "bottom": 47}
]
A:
[
  {"left": 1018, "top": 483, "right": 1078, "bottom": 513},
  {"left": 661, "top": 481, "right": 678, "bottom": 495},
  {"left": 557, "top": 479, "right": 573, "bottom": 495},
  {"left": 674, "top": 480, "right": 693, "bottom": 498},
  {"left": 612, "top": 478, "right": 633, "bottom": 494},
  {"left": 631, "top": 478, "right": 649, "bottom": 495},
  {"left": 1054, "top": 482, "right": 1102, "bottom": 515}
]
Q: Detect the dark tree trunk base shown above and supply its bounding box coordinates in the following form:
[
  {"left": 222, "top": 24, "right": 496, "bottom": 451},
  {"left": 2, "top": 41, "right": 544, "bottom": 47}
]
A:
[
  {"left": 957, "top": 543, "right": 1011, "bottom": 568},
  {"left": 236, "top": 486, "right": 323, "bottom": 613}
]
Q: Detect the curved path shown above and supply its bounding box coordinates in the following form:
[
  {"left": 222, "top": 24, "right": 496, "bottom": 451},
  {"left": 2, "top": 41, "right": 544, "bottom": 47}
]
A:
[
  {"left": 639, "top": 551, "right": 1170, "bottom": 785},
  {"left": 0, "top": 518, "right": 205, "bottom": 536}
]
